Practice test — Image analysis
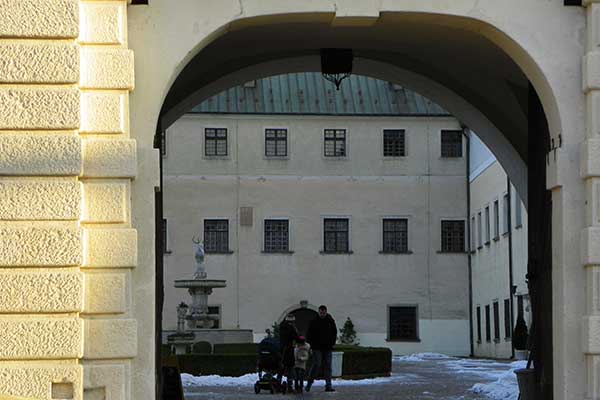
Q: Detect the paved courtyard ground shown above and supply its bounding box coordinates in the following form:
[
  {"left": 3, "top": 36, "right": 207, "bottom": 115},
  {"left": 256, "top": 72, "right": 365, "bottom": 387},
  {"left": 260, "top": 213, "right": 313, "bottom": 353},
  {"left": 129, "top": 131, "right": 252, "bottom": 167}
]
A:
[{"left": 183, "top": 354, "right": 524, "bottom": 400}]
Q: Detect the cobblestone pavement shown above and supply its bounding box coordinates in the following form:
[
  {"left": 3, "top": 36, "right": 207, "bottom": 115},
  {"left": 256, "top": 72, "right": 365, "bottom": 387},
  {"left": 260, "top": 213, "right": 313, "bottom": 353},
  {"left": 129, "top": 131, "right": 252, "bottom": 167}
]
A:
[{"left": 184, "top": 357, "right": 514, "bottom": 400}]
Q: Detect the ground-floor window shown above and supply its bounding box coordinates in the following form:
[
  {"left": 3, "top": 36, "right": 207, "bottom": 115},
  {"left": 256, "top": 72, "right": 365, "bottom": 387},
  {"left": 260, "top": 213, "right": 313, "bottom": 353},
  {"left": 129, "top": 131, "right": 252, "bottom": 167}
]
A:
[
  {"left": 204, "top": 219, "right": 229, "bottom": 253},
  {"left": 476, "top": 306, "right": 482, "bottom": 343},
  {"left": 493, "top": 301, "right": 500, "bottom": 342},
  {"left": 388, "top": 305, "right": 419, "bottom": 341},
  {"left": 382, "top": 218, "right": 408, "bottom": 253},
  {"left": 441, "top": 220, "right": 465, "bottom": 252},
  {"left": 208, "top": 305, "right": 221, "bottom": 329},
  {"left": 485, "top": 305, "right": 491, "bottom": 342},
  {"left": 504, "top": 298, "right": 511, "bottom": 339},
  {"left": 323, "top": 218, "right": 350, "bottom": 253}
]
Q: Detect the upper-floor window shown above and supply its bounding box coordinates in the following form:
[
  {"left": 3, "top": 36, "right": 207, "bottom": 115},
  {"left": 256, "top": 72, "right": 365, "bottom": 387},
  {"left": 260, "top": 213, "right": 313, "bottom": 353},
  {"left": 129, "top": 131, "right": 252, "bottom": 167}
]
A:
[
  {"left": 471, "top": 216, "right": 476, "bottom": 252},
  {"left": 264, "top": 219, "right": 289, "bottom": 253},
  {"left": 514, "top": 194, "right": 523, "bottom": 228},
  {"left": 204, "top": 219, "right": 229, "bottom": 253},
  {"left": 162, "top": 218, "right": 172, "bottom": 254},
  {"left": 382, "top": 218, "right": 408, "bottom": 253},
  {"left": 388, "top": 305, "right": 418, "bottom": 341},
  {"left": 493, "top": 200, "right": 500, "bottom": 240},
  {"left": 265, "top": 128, "right": 288, "bottom": 157},
  {"left": 477, "top": 212, "right": 483, "bottom": 248},
  {"left": 324, "top": 129, "right": 346, "bottom": 157},
  {"left": 383, "top": 129, "right": 406, "bottom": 157},
  {"left": 441, "top": 220, "right": 465, "bottom": 253},
  {"left": 205, "top": 128, "right": 228, "bottom": 156},
  {"left": 441, "top": 130, "right": 463, "bottom": 158},
  {"left": 485, "top": 206, "right": 491, "bottom": 245},
  {"left": 323, "top": 218, "right": 349, "bottom": 253},
  {"left": 503, "top": 193, "right": 510, "bottom": 234}
]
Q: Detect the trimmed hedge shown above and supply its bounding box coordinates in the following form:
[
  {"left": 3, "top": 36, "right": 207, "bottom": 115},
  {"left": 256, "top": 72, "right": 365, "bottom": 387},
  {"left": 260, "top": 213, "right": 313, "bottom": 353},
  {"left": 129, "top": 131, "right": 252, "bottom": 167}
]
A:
[
  {"left": 341, "top": 347, "right": 392, "bottom": 378},
  {"left": 213, "top": 342, "right": 258, "bottom": 354},
  {"left": 177, "top": 354, "right": 257, "bottom": 377},
  {"left": 191, "top": 341, "right": 212, "bottom": 354},
  {"left": 161, "top": 344, "right": 172, "bottom": 357}
]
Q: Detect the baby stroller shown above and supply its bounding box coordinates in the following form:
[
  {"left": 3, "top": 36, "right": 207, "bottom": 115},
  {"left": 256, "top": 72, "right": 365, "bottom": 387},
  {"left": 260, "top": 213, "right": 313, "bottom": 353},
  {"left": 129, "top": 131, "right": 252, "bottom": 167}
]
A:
[{"left": 254, "top": 332, "right": 286, "bottom": 394}]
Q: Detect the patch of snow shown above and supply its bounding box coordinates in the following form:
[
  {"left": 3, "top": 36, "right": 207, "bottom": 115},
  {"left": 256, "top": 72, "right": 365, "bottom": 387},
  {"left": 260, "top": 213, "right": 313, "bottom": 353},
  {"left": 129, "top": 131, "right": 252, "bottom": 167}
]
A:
[
  {"left": 469, "top": 361, "right": 527, "bottom": 400},
  {"left": 395, "top": 352, "right": 455, "bottom": 362}
]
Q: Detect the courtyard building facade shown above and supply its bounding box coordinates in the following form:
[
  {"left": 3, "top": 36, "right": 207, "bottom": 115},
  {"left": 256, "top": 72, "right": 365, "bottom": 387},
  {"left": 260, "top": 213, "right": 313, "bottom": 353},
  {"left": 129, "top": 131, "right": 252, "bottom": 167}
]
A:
[{"left": 162, "top": 73, "right": 471, "bottom": 355}]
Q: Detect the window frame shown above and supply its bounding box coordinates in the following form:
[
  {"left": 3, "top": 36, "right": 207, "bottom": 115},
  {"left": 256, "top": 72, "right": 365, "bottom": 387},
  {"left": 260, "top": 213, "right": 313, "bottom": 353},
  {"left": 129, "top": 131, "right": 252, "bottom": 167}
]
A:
[
  {"left": 162, "top": 218, "right": 172, "bottom": 255},
  {"left": 264, "top": 127, "right": 289, "bottom": 158},
  {"left": 263, "top": 218, "right": 292, "bottom": 254},
  {"left": 440, "top": 130, "right": 463, "bottom": 158},
  {"left": 204, "top": 127, "right": 229, "bottom": 157},
  {"left": 484, "top": 205, "right": 491, "bottom": 245},
  {"left": 504, "top": 298, "right": 512, "bottom": 339},
  {"left": 382, "top": 129, "right": 407, "bottom": 157},
  {"left": 323, "top": 128, "right": 347, "bottom": 158},
  {"left": 381, "top": 217, "right": 410, "bottom": 254},
  {"left": 493, "top": 301, "right": 501, "bottom": 343},
  {"left": 440, "top": 219, "right": 466, "bottom": 253},
  {"left": 514, "top": 193, "right": 523, "bottom": 228},
  {"left": 502, "top": 193, "right": 510, "bottom": 234},
  {"left": 477, "top": 211, "right": 483, "bottom": 249},
  {"left": 485, "top": 304, "right": 491, "bottom": 342},
  {"left": 387, "top": 304, "right": 420, "bottom": 342},
  {"left": 476, "top": 306, "right": 482, "bottom": 343},
  {"left": 207, "top": 304, "right": 222, "bottom": 329},
  {"left": 493, "top": 199, "right": 500, "bottom": 240},
  {"left": 321, "top": 217, "right": 351, "bottom": 254},
  {"left": 470, "top": 216, "right": 476, "bottom": 253},
  {"left": 203, "top": 219, "right": 232, "bottom": 254}
]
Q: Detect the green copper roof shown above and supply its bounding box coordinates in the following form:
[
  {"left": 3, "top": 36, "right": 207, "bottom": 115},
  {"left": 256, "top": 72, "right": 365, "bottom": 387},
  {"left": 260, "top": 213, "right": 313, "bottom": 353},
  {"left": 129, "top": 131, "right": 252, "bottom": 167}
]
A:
[{"left": 191, "top": 72, "right": 449, "bottom": 116}]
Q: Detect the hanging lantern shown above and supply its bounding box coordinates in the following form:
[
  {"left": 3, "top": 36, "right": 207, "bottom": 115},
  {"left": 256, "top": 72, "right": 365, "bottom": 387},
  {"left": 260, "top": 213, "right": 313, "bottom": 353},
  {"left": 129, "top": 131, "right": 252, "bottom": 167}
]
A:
[{"left": 320, "top": 48, "right": 354, "bottom": 90}]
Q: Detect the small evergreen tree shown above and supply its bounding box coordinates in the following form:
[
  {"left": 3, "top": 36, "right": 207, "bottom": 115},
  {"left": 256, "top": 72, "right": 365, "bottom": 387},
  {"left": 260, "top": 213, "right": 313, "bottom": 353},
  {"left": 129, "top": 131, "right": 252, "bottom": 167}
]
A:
[
  {"left": 339, "top": 317, "right": 359, "bottom": 345},
  {"left": 513, "top": 314, "right": 529, "bottom": 351}
]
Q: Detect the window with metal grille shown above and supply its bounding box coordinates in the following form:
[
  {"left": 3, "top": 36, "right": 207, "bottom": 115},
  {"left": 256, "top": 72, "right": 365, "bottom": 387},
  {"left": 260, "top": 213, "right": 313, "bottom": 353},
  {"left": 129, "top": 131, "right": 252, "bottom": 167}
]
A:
[
  {"left": 265, "top": 128, "right": 287, "bottom": 157},
  {"left": 382, "top": 218, "right": 408, "bottom": 253},
  {"left": 485, "top": 304, "right": 491, "bottom": 342},
  {"left": 441, "top": 130, "right": 463, "bottom": 157},
  {"left": 504, "top": 299, "right": 511, "bottom": 338},
  {"left": 493, "top": 200, "right": 500, "bottom": 239},
  {"left": 324, "top": 129, "right": 346, "bottom": 157},
  {"left": 208, "top": 305, "right": 221, "bottom": 329},
  {"left": 323, "top": 218, "right": 349, "bottom": 252},
  {"left": 388, "top": 306, "right": 418, "bottom": 341},
  {"left": 205, "top": 128, "right": 228, "bottom": 156},
  {"left": 493, "top": 301, "right": 500, "bottom": 342},
  {"left": 383, "top": 129, "right": 406, "bottom": 157},
  {"left": 264, "top": 219, "right": 289, "bottom": 252},
  {"left": 203, "top": 219, "right": 229, "bottom": 253},
  {"left": 485, "top": 206, "right": 491, "bottom": 245},
  {"left": 476, "top": 306, "right": 482, "bottom": 343},
  {"left": 441, "top": 220, "right": 465, "bottom": 252}
]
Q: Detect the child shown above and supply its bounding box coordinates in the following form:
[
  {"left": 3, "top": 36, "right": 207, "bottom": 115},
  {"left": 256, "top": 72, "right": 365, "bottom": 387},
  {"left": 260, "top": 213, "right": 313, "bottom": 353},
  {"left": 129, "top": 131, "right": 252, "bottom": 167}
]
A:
[{"left": 293, "top": 336, "right": 311, "bottom": 393}]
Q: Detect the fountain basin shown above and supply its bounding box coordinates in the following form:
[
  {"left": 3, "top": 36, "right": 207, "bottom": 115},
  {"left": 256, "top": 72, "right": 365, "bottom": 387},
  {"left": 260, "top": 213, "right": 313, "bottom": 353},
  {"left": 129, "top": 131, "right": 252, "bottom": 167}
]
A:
[{"left": 174, "top": 279, "right": 227, "bottom": 289}]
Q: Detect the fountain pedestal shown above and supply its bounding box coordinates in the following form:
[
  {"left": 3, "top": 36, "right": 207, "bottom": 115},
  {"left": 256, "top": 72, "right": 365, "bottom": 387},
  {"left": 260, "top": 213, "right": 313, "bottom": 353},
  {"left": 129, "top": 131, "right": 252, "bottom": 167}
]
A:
[{"left": 174, "top": 279, "right": 227, "bottom": 329}]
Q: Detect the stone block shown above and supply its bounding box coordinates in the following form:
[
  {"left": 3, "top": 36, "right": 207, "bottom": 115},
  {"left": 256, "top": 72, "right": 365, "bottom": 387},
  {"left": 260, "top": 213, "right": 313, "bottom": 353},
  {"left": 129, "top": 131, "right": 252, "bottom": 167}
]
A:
[
  {"left": 586, "top": 178, "right": 600, "bottom": 226},
  {"left": 0, "top": 269, "right": 83, "bottom": 313},
  {"left": 0, "top": 0, "right": 78, "bottom": 38},
  {"left": 583, "top": 227, "right": 600, "bottom": 266},
  {"left": 0, "top": 87, "right": 79, "bottom": 129},
  {"left": 82, "top": 139, "right": 137, "bottom": 178},
  {"left": 79, "top": 2, "right": 126, "bottom": 45},
  {"left": 0, "top": 223, "right": 82, "bottom": 266},
  {"left": 80, "top": 47, "right": 134, "bottom": 90},
  {"left": 83, "top": 228, "right": 137, "bottom": 268},
  {"left": 0, "top": 134, "right": 81, "bottom": 176},
  {"left": 0, "top": 363, "right": 82, "bottom": 400},
  {"left": 0, "top": 179, "right": 81, "bottom": 220},
  {"left": 83, "top": 319, "right": 137, "bottom": 359},
  {"left": 80, "top": 91, "right": 128, "bottom": 134},
  {"left": 0, "top": 316, "right": 82, "bottom": 359},
  {"left": 83, "top": 272, "right": 127, "bottom": 314},
  {"left": 83, "top": 363, "right": 127, "bottom": 400},
  {"left": 582, "top": 138, "right": 600, "bottom": 178},
  {"left": 584, "top": 315, "right": 600, "bottom": 353},
  {"left": 588, "top": 355, "right": 600, "bottom": 399},
  {"left": 0, "top": 42, "right": 78, "bottom": 83},
  {"left": 82, "top": 181, "right": 129, "bottom": 223}
]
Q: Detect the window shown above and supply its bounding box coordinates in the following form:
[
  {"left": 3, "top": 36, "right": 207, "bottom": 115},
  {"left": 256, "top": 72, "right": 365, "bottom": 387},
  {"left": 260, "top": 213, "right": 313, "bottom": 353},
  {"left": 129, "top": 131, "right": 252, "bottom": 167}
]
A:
[
  {"left": 388, "top": 306, "right": 418, "bottom": 341},
  {"left": 493, "top": 200, "right": 500, "bottom": 240},
  {"left": 476, "top": 306, "right": 482, "bottom": 343},
  {"left": 324, "top": 129, "right": 346, "bottom": 157},
  {"left": 477, "top": 212, "right": 483, "bottom": 248},
  {"left": 205, "top": 128, "right": 228, "bottom": 156},
  {"left": 265, "top": 128, "right": 287, "bottom": 157},
  {"left": 383, "top": 129, "right": 406, "bottom": 157},
  {"left": 208, "top": 305, "right": 221, "bottom": 329},
  {"left": 441, "top": 130, "right": 463, "bottom": 158},
  {"left": 485, "top": 206, "right": 490, "bottom": 245},
  {"left": 441, "top": 220, "right": 465, "bottom": 253},
  {"left": 515, "top": 194, "right": 523, "bottom": 228},
  {"left": 203, "top": 219, "right": 229, "bottom": 253},
  {"left": 382, "top": 218, "right": 408, "bottom": 253},
  {"left": 323, "top": 218, "right": 349, "bottom": 253},
  {"left": 264, "top": 219, "right": 289, "bottom": 252},
  {"left": 504, "top": 299, "right": 511, "bottom": 339},
  {"left": 471, "top": 216, "right": 476, "bottom": 252},
  {"left": 162, "top": 219, "right": 172, "bottom": 254},
  {"left": 485, "top": 305, "right": 491, "bottom": 342},
  {"left": 493, "top": 301, "right": 500, "bottom": 342},
  {"left": 503, "top": 193, "right": 509, "bottom": 234}
]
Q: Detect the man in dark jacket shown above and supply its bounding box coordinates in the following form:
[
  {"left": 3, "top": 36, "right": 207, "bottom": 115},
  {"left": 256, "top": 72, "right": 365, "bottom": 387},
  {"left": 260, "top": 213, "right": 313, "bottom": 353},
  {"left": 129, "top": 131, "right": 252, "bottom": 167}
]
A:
[
  {"left": 278, "top": 314, "right": 299, "bottom": 390},
  {"left": 305, "top": 305, "right": 337, "bottom": 392}
]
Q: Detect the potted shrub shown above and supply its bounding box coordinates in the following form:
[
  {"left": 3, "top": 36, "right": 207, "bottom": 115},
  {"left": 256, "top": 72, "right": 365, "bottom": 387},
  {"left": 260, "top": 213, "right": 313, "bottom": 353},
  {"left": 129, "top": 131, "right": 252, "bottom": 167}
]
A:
[
  {"left": 513, "top": 315, "right": 535, "bottom": 400},
  {"left": 513, "top": 315, "right": 529, "bottom": 360}
]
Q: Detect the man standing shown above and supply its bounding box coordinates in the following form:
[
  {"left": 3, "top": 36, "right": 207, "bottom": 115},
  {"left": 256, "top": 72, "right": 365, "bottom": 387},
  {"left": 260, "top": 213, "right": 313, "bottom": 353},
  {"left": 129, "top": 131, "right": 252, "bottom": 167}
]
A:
[{"left": 306, "top": 305, "right": 337, "bottom": 392}]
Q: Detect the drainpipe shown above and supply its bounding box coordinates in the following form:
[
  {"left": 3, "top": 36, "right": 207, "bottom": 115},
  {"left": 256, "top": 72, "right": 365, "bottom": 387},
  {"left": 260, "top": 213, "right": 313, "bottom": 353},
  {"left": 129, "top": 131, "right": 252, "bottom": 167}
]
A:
[
  {"left": 507, "top": 177, "right": 515, "bottom": 359},
  {"left": 462, "top": 126, "right": 474, "bottom": 357}
]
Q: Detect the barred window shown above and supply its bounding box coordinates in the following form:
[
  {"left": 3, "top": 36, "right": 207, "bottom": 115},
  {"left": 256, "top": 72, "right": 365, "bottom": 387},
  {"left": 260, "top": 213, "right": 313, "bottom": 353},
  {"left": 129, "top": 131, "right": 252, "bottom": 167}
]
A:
[
  {"left": 324, "top": 218, "right": 349, "bottom": 252},
  {"left": 493, "top": 301, "right": 500, "bottom": 342},
  {"left": 324, "top": 129, "right": 346, "bottom": 157},
  {"left": 476, "top": 306, "right": 482, "bottom": 343},
  {"left": 389, "top": 306, "right": 418, "bottom": 341},
  {"left": 383, "top": 218, "right": 408, "bottom": 253},
  {"left": 264, "top": 220, "right": 289, "bottom": 252},
  {"left": 441, "top": 220, "right": 465, "bottom": 252},
  {"left": 208, "top": 305, "right": 221, "bottom": 329},
  {"left": 441, "top": 130, "right": 463, "bottom": 158},
  {"left": 204, "top": 219, "right": 229, "bottom": 253},
  {"left": 265, "top": 129, "right": 287, "bottom": 157},
  {"left": 504, "top": 299, "right": 511, "bottom": 338},
  {"left": 205, "top": 128, "right": 228, "bottom": 156},
  {"left": 383, "top": 129, "right": 406, "bottom": 157},
  {"left": 485, "top": 304, "right": 491, "bottom": 342}
]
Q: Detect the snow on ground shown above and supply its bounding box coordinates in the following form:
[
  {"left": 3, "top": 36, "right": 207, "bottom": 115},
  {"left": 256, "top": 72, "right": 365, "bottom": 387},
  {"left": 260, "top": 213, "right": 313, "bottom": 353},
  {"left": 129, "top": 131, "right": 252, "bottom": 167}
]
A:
[
  {"left": 394, "top": 352, "right": 454, "bottom": 362},
  {"left": 469, "top": 361, "right": 526, "bottom": 400}
]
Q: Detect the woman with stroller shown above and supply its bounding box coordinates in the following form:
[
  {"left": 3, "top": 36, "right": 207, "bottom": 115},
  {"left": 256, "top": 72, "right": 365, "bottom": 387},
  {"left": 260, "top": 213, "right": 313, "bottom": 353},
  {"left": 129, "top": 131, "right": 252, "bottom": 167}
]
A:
[{"left": 278, "top": 314, "right": 299, "bottom": 392}]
